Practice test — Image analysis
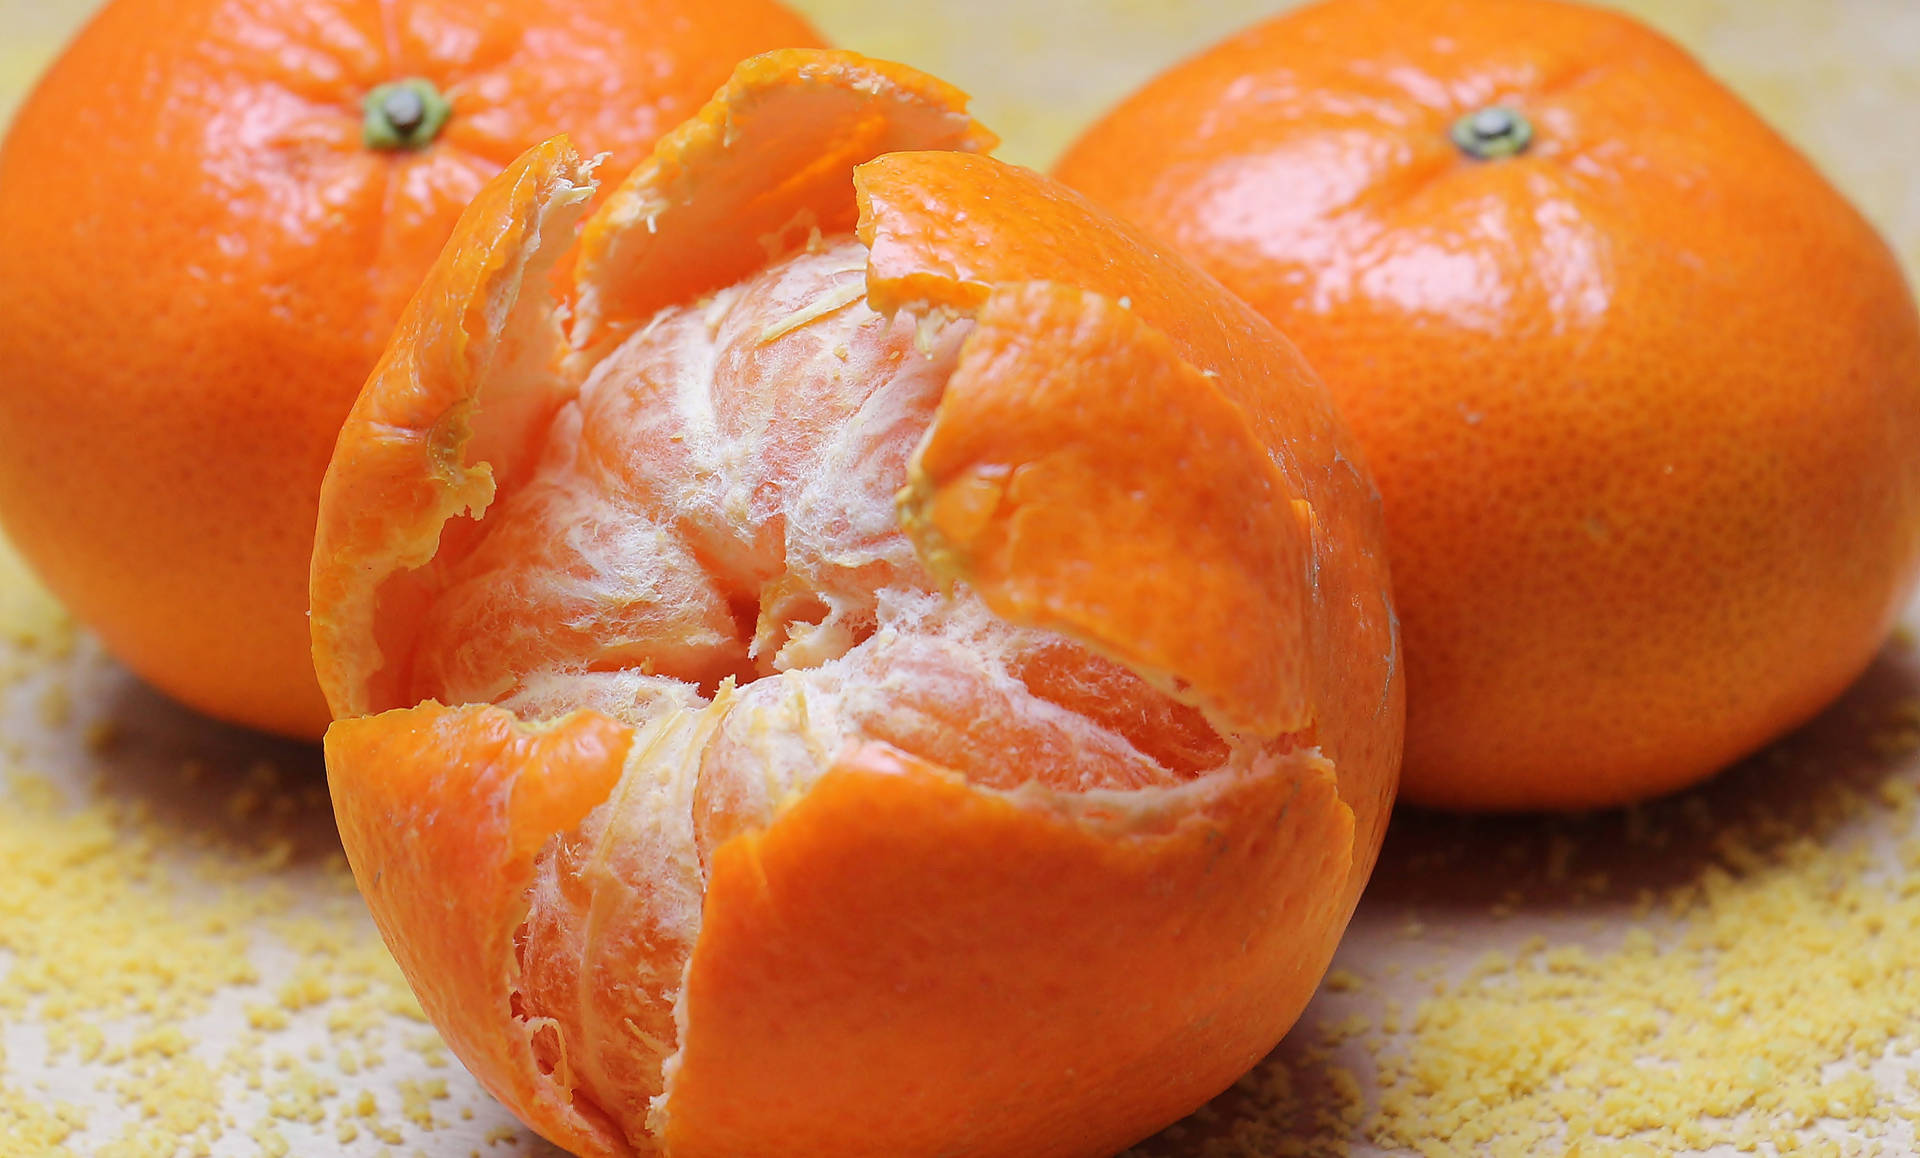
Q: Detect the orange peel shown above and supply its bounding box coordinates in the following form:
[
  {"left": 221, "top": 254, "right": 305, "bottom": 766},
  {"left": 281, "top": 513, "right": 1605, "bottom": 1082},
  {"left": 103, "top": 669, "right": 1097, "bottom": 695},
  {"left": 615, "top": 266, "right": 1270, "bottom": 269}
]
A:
[
  {"left": 1054, "top": 0, "right": 1920, "bottom": 810},
  {"left": 0, "top": 0, "right": 823, "bottom": 738},
  {"left": 313, "top": 49, "right": 1401, "bottom": 1158}
]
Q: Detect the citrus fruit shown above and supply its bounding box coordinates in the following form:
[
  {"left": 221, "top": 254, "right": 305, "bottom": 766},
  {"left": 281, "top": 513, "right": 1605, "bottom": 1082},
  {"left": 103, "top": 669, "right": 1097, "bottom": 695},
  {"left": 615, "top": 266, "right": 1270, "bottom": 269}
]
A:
[
  {"left": 312, "top": 50, "right": 1403, "bottom": 1158},
  {"left": 0, "top": 0, "right": 822, "bottom": 739},
  {"left": 1056, "top": 0, "right": 1920, "bottom": 811}
]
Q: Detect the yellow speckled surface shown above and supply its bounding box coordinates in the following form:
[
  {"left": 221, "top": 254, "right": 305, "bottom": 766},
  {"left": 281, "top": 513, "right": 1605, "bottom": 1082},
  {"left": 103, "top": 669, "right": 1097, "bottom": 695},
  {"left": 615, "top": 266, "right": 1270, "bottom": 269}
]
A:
[{"left": 3, "top": 2, "right": 1920, "bottom": 1156}]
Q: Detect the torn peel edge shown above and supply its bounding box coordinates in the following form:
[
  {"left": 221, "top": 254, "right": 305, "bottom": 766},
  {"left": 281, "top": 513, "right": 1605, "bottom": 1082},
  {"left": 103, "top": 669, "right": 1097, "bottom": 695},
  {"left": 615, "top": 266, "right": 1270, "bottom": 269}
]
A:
[
  {"left": 566, "top": 48, "right": 999, "bottom": 366},
  {"left": 397, "top": 691, "right": 1339, "bottom": 1157},
  {"left": 311, "top": 137, "right": 600, "bottom": 720},
  {"left": 650, "top": 736, "right": 1359, "bottom": 1157},
  {"left": 883, "top": 273, "right": 1323, "bottom": 745},
  {"left": 524, "top": 724, "right": 1353, "bottom": 1153},
  {"left": 508, "top": 692, "right": 734, "bottom": 1158},
  {"left": 317, "top": 46, "right": 1003, "bottom": 724},
  {"left": 323, "top": 701, "right": 641, "bottom": 1158}
]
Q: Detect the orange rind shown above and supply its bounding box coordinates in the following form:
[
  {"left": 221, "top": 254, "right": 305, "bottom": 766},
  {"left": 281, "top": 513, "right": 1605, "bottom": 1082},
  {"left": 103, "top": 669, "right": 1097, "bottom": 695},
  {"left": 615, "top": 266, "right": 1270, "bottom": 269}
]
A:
[
  {"left": 0, "top": 0, "right": 821, "bottom": 738},
  {"left": 313, "top": 50, "right": 1401, "bottom": 1157},
  {"left": 1055, "top": 0, "right": 1920, "bottom": 810}
]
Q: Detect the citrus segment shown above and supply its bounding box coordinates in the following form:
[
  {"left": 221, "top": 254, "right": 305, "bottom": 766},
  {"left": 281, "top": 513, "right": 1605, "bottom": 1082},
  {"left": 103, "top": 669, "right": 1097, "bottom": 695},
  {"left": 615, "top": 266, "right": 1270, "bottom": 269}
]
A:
[{"left": 407, "top": 236, "right": 970, "bottom": 709}]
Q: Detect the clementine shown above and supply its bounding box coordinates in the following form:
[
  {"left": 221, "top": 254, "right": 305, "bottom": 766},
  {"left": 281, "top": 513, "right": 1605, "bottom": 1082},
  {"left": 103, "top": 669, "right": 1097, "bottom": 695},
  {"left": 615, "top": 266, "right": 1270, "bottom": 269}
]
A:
[
  {"left": 1056, "top": 0, "right": 1920, "bottom": 810},
  {"left": 312, "top": 50, "right": 1402, "bottom": 1158},
  {"left": 0, "top": 0, "right": 822, "bottom": 739}
]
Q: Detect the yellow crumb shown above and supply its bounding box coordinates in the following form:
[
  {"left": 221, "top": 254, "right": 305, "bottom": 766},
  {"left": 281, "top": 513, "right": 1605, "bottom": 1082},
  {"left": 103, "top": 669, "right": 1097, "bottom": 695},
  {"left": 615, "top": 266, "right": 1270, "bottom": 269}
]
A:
[
  {"left": 397, "top": 1076, "right": 449, "bottom": 1129},
  {"left": 1317, "top": 1014, "right": 1372, "bottom": 1047},
  {"left": 276, "top": 970, "right": 332, "bottom": 1012},
  {"left": 37, "top": 679, "right": 70, "bottom": 727},
  {"left": 1321, "top": 969, "right": 1365, "bottom": 994},
  {"left": 1125, "top": 682, "right": 1920, "bottom": 1156},
  {"left": 0, "top": 624, "right": 505, "bottom": 1154}
]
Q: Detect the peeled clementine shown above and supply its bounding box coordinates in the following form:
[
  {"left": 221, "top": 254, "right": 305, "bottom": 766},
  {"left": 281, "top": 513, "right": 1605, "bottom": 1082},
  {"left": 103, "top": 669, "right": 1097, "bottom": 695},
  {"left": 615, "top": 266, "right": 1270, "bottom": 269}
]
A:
[
  {"left": 0, "top": 0, "right": 821, "bottom": 739},
  {"left": 311, "top": 50, "right": 1402, "bottom": 1158},
  {"left": 1056, "top": 0, "right": 1920, "bottom": 811}
]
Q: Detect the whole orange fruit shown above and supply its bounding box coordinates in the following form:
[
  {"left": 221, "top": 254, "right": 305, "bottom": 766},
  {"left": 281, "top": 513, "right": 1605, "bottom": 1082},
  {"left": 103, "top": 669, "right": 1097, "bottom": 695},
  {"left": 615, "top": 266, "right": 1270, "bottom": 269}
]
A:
[
  {"left": 1057, "top": 0, "right": 1920, "bottom": 810},
  {"left": 0, "top": 0, "right": 821, "bottom": 738},
  {"left": 312, "top": 50, "right": 1402, "bottom": 1158}
]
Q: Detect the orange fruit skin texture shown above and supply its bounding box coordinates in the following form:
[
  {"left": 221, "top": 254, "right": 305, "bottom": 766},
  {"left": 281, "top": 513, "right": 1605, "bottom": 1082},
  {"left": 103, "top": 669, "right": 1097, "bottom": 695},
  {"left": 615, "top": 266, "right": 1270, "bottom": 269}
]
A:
[
  {"left": 1054, "top": 0, "right": 1920, "bottom": 811},
  {"left": 312, "top": 51, "right": 1402, "bottom": 1158},
  {"left": 0, "top": 0, "right": 822, "bottom": 739}
]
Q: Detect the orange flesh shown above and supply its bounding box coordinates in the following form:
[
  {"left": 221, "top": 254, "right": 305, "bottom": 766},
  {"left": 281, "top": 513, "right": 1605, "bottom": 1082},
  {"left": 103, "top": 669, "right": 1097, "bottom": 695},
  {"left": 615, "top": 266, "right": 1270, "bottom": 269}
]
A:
[{"left": 385, "top": 236, "right": 1243, "bottom": 1145}]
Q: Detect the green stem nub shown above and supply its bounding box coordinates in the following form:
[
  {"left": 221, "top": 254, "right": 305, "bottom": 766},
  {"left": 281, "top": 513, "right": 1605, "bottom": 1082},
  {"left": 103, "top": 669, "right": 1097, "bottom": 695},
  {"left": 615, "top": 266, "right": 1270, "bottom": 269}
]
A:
[
  {"left": 1450, "top": 105, "right": 1533, "bottom": 160},
  {"left": 362, "top": 79, "right": 451, "bottom": 151}
]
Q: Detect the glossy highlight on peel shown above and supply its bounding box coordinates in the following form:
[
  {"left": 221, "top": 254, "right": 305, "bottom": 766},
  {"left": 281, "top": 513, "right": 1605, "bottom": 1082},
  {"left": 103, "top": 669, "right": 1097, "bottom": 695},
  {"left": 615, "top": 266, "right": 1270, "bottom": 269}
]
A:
[
  {"left": 0, "top": 0, "right": 823, "bottom": 739},
  {"left": 1057, "top": 0, "right": 1920, "bottom": 811},
  {"left": 311, "top": 49, "right": 1403, "bottom": 1158}
]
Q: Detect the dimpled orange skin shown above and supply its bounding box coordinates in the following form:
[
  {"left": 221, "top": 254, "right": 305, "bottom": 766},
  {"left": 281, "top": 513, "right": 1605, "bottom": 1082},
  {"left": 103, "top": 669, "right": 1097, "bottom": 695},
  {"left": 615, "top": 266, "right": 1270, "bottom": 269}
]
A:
[
  {"left": 0, "top": 0, "right": 822, "bottom": 738},
  {"left": 1056, "top": 0, "right": 1920, "bottom": 811},
  {"left": 313, "top": 51, "right": 1401, "bottom": 1158}
]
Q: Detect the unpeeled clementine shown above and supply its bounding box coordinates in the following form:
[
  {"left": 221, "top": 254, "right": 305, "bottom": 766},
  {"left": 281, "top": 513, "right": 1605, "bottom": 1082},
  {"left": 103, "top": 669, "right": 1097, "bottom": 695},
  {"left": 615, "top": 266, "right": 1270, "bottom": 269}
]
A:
[
  {"left": 311, "top": 51, "right": 1402, "bottom": 1158},
  {"left": 1057, "top": 0, "right": 1920, "bottom": 810},
  {"left": 0, "top": 0, "right": 821, "bottom": 738}
]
